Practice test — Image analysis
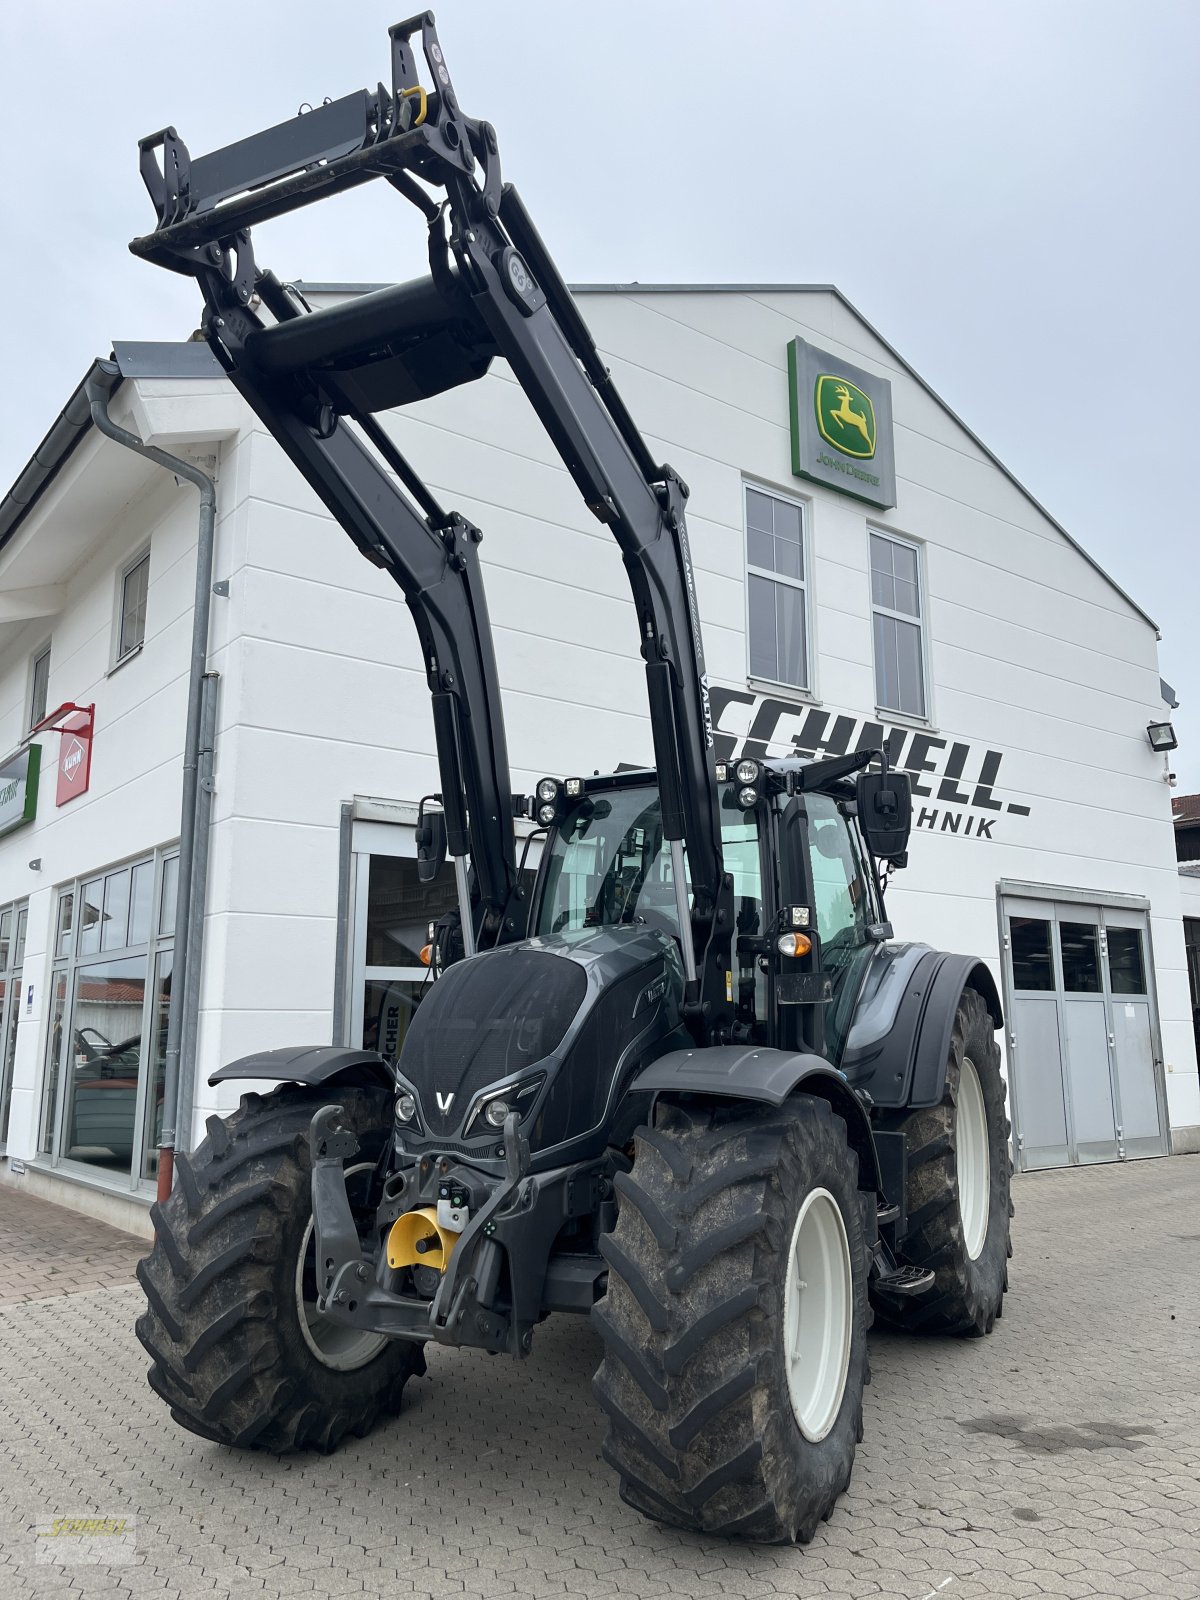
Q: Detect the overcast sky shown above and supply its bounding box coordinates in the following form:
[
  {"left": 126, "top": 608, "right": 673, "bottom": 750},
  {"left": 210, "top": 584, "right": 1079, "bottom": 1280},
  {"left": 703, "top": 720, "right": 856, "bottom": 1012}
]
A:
[{"left": 2, "top": 1, "right": 1196, "bottom": 786}]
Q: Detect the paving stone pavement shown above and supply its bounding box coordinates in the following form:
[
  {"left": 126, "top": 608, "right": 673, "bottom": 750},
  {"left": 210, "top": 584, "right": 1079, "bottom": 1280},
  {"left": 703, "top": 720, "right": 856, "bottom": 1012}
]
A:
[
  {"left": 0, "top": 1155, "right": 1197, "bottom": 1600},
  {"left": 0, "top": 1186, "right": 145, "bottom": 1305}
]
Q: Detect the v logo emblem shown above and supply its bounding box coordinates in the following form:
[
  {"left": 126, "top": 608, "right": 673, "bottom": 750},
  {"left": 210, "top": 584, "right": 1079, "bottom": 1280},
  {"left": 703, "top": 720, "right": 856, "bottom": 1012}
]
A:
[{"left": 435, "top": 1091, "right": 455, "bottom": 1114}]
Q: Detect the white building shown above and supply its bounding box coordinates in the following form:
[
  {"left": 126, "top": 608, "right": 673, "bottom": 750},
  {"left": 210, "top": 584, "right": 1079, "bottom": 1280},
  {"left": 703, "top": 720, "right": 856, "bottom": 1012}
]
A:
[{"left": 1, "top": 284, "right": 1195, "bottom": 1235}]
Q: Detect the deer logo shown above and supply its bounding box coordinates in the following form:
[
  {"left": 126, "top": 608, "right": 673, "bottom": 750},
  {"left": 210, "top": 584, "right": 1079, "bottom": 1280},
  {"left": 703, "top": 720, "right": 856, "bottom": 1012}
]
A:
[{"left": 815, "top": 374, "right": 877, "bottom": 459}]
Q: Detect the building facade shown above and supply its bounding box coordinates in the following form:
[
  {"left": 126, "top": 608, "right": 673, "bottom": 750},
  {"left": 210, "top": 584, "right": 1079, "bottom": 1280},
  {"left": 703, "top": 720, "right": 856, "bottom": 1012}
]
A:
[{"left": 1, "top": 285, "right": 1195, "bottom": 1233}]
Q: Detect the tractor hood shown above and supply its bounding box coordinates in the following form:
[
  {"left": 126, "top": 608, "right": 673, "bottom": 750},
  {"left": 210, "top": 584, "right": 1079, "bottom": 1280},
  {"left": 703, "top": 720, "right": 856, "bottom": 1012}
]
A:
[{"left": 394, "top": 926, "right": 685, "bottom": 1167}]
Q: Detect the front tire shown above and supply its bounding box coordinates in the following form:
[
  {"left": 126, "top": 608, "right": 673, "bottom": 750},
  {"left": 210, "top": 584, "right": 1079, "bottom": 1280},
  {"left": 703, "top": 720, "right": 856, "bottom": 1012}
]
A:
[
  {"left": 873, "top": 986, "right": 1012, "bottom": 1336},
  {"left": 136, "top": 1082, "right": 425, "bottom": 1451},
  {"left": 593, "top": 1096, "right": 870, "bottom": 1543}
]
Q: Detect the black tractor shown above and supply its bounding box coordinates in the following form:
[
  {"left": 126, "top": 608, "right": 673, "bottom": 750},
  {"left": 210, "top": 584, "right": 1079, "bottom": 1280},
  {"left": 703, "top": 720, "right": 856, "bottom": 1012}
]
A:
[{"left": 131, "top": 15, "right": 1011, "bottom": 1542}]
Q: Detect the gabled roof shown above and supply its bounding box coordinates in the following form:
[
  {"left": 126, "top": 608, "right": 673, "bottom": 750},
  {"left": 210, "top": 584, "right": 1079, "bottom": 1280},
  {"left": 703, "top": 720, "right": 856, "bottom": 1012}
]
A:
[
  {"left": 1173, "top": 793, "right": 1200, "bottom": 826},
  {"left": 3, "top": 288, "right": 1156, "bottom": 634},
  {"left": 568, "top": 284, "right": 1159, "bottom": 633}
]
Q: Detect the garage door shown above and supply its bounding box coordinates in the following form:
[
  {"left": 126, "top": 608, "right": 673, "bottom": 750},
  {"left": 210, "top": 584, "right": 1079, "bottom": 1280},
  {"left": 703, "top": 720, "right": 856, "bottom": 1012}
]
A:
[{"left": 1000, "top": 892, "right": 1169, "bottom": 1171}]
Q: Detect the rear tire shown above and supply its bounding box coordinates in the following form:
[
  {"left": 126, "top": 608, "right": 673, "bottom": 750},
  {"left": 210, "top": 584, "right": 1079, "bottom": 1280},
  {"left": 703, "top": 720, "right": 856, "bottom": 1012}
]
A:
[
  {"left": 136, "top": 1082, "right": 424, "bottom": 1451},
  {"left": 873, "top": 986, "right": 1012, "bottom": 1336},
  {"left": 593, "top": 1096, "right": 870, "bottom": 1543}
]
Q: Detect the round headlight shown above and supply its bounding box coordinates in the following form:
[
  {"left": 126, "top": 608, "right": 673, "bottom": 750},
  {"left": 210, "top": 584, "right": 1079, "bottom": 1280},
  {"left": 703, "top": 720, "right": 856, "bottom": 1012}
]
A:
[
  {"left": 484, "top": 1098, "right": 512, "bottom": 1129},
  {"left": 536, "top": 778, "right": 558, "bottom": 803},
  {"left": 394, "top": 1092, "right": 417, "bottom": 1125},
  {"left": 737, "top": 786, "right": 758, "bottom": 809},
  {"left": 537, "top": 803, "right": 556, "bottom": 827},
  {"left": 735, "top": 759, "right": 761, "bottom": 785}
]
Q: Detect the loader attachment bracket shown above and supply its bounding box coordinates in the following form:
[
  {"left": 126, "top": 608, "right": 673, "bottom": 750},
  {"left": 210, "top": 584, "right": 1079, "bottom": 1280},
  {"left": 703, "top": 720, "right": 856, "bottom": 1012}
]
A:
[{"left": 131, "top": 11, "right": 487, "bottom": 267}]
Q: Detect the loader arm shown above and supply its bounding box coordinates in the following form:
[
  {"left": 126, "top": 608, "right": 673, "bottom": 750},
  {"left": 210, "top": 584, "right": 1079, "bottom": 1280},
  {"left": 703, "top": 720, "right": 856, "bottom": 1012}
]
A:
[{"left": 130, "top": 12, "right": 731, "bottom": 1025}]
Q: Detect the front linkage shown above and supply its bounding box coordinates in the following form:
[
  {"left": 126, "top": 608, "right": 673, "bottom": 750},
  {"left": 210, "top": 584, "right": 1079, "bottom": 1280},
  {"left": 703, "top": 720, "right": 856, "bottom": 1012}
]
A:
[{"left": 309, "top": 1105, "right": 610, "bottom": 1357}]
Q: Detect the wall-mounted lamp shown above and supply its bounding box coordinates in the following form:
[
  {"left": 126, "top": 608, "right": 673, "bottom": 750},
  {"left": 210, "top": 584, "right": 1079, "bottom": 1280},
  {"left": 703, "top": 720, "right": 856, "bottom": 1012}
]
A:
[{"left": 1146, "top": 721, "right": 1178, "bottom": 753}]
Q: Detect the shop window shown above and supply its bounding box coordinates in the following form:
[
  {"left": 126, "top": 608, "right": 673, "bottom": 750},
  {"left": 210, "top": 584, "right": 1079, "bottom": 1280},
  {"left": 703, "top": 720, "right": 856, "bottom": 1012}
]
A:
[
  {"left": 1010, "top": 916, "right": 1054, "bottom": 990},
  {"left": 0, "top": 899, "right": 29, "bottom": 1147},
  {"left": 39, "top": 846, "right": 178, "bottom": 1188},
  {"left": 870, "top": 531, "right": 928, "bottom": 719},
  {"left": 28, "top": 644, "right": 51, "bottom": 731},
  {"left": 745, "top": 485, "right": 810, "bottom": 691},
  {"left": 116, "top": 551, "right": 150, "bottom": 662}
]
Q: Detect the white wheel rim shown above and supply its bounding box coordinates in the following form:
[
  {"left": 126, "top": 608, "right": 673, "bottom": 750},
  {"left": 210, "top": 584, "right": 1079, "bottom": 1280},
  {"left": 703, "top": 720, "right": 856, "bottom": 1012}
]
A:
[
  {"left": 783, "top": 1187, "right": 853, "bottom": 1443},
  {"left": 957, "top": 1057, "right": 990, "bottom": 1261},
  {"left": 295, "top": 1162, "right": 389, "bottom": 1372}
]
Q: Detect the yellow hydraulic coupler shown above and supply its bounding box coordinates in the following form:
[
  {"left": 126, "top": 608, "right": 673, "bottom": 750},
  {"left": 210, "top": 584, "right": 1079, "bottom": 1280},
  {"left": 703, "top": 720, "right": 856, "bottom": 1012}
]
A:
[{"left": 386, "top": 1208, "right": 460, "bottom": 1273}]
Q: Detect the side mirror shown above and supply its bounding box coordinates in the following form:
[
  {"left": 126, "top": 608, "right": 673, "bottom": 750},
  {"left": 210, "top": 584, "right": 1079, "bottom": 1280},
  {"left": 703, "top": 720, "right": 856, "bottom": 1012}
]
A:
[
  {"left": 415, "top": 800, "right": 448, "bottom": 884},
  {"left": 855, "top": 771, "right": 912, "bottom": 863}
]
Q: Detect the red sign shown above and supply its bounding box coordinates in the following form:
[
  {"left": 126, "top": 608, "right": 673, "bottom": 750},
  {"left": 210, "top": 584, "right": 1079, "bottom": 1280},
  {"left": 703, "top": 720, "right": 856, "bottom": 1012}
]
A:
[{"left": 57, "top": 715, "right": 93, "bottom": 806}]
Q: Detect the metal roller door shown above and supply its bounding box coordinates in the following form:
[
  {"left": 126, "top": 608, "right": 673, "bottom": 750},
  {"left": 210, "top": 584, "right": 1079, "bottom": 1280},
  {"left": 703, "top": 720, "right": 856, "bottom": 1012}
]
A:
[{"left": 998, "top": 886, "right": 1170, "bottom": 1171}]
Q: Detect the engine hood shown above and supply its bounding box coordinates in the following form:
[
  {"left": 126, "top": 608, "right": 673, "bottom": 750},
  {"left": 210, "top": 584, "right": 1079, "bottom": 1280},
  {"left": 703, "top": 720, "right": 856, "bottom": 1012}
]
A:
[{"left": 395, "top": 926, "right": 683, "bottom": 1154}]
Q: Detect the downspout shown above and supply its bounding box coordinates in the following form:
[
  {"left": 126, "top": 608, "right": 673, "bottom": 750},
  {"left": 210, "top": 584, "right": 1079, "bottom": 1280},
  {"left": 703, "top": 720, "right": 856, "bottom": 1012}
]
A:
[{"left": 85, "top": 366, "right": 217, "bottom": 1204}]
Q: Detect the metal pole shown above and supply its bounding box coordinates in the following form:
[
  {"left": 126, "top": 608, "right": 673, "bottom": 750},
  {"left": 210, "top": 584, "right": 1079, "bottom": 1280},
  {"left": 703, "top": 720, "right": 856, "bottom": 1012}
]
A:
[
  {"left": 85, "top": 369, "right": 217, "bottom": 1204},
  {"left": 669, "top": 838, "right": 697, "bottom": 986},
  {"left": 173, "top": 672, "right": 219, "bottom": 1160},
  {"left": 453, "top": 855, "right": 477, "bottom": 957}
]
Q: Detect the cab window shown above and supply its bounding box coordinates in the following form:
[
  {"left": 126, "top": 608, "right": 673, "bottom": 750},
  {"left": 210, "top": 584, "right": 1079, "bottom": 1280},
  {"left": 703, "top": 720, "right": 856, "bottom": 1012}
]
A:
[
  {"left": 806, "top": 793, "right": 874, "bottom": 1060},
  {"left": 537, "top": 789, "right": 682, "bottom": 938}
]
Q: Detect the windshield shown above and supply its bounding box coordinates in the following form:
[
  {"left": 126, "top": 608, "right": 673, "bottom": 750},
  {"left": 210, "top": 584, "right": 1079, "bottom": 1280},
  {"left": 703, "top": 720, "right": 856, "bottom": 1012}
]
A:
[{"left": 536, "top": 788, "right": 686, "bottom": 938}]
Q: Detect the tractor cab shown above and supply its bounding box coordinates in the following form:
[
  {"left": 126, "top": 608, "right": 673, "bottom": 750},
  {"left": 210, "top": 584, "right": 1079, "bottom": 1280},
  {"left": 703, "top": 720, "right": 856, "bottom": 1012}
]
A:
[{"left": 528, "top": 753, "right": 912, "bottom": 1067}]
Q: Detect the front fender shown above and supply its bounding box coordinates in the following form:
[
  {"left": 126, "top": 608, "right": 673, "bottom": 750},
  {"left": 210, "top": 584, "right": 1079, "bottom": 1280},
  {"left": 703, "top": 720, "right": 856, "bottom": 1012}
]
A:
[
  {"left": 631, "top": 1046, "right": 879, "bottom": 1193},
  {"left": 209, "top": 1044, "right": 394, "bottom": 1093}
]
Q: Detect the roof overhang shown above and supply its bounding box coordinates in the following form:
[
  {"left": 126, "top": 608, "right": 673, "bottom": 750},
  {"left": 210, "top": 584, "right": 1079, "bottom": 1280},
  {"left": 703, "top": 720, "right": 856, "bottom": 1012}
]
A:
[{"left": 0, "top": 342, "right": 231, "bottom": 658}]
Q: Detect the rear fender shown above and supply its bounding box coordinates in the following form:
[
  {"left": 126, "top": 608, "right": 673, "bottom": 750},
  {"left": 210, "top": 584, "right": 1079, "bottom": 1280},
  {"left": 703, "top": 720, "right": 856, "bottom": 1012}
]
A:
[
  {"left": 630, "top": 1046, "right": 879, "bottom": 1193},
  {"left": 842, "top": 946, "right": 1002, "bottom": 1111},
  {"left": 209, "top": 1044, "right": 395, "bottom": 1094}
]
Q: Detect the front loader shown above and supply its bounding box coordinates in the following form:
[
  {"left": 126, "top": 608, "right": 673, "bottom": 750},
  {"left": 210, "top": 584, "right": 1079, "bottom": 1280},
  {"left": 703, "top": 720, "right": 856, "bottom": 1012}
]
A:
[{"left": 131, "top": 15, "right": 1012, "bottom": 1542}]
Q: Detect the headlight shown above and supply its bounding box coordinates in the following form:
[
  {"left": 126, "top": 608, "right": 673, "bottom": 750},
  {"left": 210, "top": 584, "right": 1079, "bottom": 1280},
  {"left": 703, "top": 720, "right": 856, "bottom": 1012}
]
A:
[
  {"left": 737, "top": 785, "right": 759, "bottom": 810},
  {"left": 735, "top": 759, "right": 761, "bottom": 785},
  {"left": 537, "top": 803, "right": 556, "bottom": 827},
  {"left": 466, "top": 1073, "right": 545, "bottom": 1136},
  {"left": 564, "top": 777, "right": 584, "bottom": 797},
  {"left": 777, "top": 932, "right": 813, "bottom": 958},
  {"left": 394, "top": 1092, "right": 417, "bottom": 1124},
  {"left": 536, "top": 777, "right": 558, "bottom": 803}
]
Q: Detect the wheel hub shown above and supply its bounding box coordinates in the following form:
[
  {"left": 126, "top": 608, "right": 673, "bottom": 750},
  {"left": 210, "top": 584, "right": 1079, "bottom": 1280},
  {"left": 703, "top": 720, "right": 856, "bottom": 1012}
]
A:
[
  {"left": 783, "top": 1187, "right": 853, "bottom": 1443},
  {"left": 295, "top": 1162, "right": 389, "bottom": 1371},
  {"left": 956, "top": 1056, "right": 991, "bottom": 1261}
]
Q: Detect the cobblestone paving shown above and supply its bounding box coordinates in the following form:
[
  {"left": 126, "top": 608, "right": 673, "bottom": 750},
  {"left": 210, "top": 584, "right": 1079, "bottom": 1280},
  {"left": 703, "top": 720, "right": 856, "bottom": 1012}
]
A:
[
  {"left": 0, "top": 1186, "right": 144, "bottom": 1305},
  {"left": 0, "top": 1156, "right": 1197, "bottom": 1599}
]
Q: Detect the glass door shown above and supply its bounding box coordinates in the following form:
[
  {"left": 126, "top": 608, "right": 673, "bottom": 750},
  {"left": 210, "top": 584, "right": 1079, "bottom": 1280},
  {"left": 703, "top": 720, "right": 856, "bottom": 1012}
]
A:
[
  {"left": 350, "top": 846, "right": 461, "bottom": 1062},
  {"left": 1003, "top": 893, "right": 1169, "bottom": 1171},
  {"left": 1100, "top": 911, "right": 1168, "bottom": 1160}
]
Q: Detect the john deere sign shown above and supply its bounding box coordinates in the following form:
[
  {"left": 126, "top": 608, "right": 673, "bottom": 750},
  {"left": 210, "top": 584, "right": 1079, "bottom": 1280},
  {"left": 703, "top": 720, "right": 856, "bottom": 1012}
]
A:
[
  {"left": 0, "top": 744, "right": 40, "bottom": 839},
  {"left": 788, "top": 338, "right": 896, "bottom": 509}
]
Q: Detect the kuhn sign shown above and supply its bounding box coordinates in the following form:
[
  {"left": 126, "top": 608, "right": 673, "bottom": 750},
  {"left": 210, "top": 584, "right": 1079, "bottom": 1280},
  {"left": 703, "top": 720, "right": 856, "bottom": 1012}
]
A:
[
  {"left": 712, "top": 685, "right": 1031, "bottom": 841},
  {"left": 56, "top": 716, "right": 93, "bottom": 806}
]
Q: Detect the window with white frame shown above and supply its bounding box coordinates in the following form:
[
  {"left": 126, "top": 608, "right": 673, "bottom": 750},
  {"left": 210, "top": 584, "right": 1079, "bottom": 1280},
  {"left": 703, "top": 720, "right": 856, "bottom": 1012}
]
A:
[
  {"left": 28, "top": 644, "right": 50, "bottom": 731},
  {"left": 745, "top": 485, "right": 810, "bottom": 691},
  {"left": 116, "top": 551, "right": 150, "bottom": 662},
  {"left": 870, "top": 530, "right": 928, "bottom": 719}
]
